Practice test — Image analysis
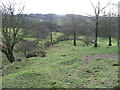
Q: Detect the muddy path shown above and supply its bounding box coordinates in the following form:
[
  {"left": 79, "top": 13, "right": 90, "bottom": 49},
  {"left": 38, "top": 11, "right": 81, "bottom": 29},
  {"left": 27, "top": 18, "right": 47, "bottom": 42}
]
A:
[{"left": 81, "top": 54, "right": 118, "bottom": 60}]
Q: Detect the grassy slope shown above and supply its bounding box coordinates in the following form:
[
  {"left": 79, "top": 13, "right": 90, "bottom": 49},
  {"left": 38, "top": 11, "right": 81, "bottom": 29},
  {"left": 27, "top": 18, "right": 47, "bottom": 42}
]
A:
[{"left": 2, "top": 39, "right": 119, "bottom": 88}]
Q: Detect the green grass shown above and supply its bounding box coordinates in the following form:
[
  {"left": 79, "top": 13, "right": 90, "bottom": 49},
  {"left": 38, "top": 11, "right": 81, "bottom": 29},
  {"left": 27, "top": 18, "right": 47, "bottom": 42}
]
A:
[{"left": 2, "top": 39, "right": 119, "bottom": 88}]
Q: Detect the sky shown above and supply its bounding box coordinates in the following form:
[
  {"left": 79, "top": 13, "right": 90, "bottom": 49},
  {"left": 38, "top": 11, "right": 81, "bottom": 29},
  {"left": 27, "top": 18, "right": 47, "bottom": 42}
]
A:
[{"left": 1, "top": 0, "right": 119, "bottom": 15}]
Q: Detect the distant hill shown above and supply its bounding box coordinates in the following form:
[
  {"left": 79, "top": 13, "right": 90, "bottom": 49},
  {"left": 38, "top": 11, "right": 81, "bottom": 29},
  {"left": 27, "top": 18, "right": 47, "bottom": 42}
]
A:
[{"left": 25, "top": 13, "right": 90, "bottom": 22}]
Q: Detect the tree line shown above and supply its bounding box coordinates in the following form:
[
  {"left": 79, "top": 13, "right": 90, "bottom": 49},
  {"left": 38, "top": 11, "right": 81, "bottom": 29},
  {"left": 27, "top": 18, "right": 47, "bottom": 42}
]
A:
[{"left": 0, "top": 0, "right": 118, "bottom": 63}]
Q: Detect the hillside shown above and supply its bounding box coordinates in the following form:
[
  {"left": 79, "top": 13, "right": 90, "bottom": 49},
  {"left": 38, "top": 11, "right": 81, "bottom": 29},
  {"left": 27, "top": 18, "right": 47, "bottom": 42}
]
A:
[{"left": 2, "top": 40, "right": 119, "bottom": 88}]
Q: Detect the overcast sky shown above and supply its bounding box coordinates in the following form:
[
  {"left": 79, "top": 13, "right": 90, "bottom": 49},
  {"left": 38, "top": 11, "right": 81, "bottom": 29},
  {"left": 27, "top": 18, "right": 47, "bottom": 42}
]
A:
[{"left": 1, "top": 0, "right": 119, "bottom": 15}]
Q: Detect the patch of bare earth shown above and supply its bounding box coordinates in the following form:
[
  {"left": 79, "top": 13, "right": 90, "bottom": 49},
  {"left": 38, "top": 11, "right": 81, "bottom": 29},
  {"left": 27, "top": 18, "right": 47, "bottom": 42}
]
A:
[
  {"left": 0, "top": 73, "right": 2, "bottom": 76},
  {"left": 81, "top": 54, "right": 118, "bottom": 60}
]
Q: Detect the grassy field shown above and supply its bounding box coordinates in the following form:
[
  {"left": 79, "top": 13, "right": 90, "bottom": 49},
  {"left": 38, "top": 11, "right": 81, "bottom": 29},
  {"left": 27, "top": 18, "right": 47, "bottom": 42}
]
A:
[{"left": 2, "top": 38, "right": 119, "bottom": 88}]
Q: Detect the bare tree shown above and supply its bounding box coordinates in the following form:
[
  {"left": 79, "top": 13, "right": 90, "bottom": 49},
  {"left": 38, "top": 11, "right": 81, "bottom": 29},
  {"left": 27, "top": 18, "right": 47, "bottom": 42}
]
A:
[
  {"left": 27, "top": 18, "right": 49, "bottom": 43},
  {"left": 90, "top": 0, "right": 110, "bottom": 47},
  {"left": 99, "top": 5, "right": 118, "bottom": 46},
  {"left": 46, "top": 14, "right": 57, "bottom": 43},
  {"left": 62, "top": 14, "right": 78, "bottom": 46},
  {"left": 62, "top": 14, "right": 89, "bottom": 46},
  {"left": 118, "top": 2, "right": 120, "bottom": 46},
  {"left": 99, "top": 16, "right": 117, "bottom": 46},
  {"left": 71, "top": 13, "right": 77, "bottom": 46},
  {"left": 0, "top": 1, "right": 27, "bottom": 63}
]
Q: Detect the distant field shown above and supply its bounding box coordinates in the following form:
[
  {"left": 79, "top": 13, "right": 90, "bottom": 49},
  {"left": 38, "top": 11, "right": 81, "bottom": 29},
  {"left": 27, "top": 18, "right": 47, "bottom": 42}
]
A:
[{"left": 2, "top": 38, "right": 119, "bottom": 88}]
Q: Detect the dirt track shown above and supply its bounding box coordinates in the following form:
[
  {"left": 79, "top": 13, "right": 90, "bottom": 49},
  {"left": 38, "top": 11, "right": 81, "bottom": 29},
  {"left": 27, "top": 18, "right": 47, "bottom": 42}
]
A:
[{"left": 81, "top": 54, "right": 118, "bottom": 60}]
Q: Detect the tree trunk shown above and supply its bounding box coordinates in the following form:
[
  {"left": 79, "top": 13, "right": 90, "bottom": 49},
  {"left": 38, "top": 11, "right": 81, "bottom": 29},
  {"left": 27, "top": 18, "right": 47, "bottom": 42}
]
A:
[
  {"left": 94, "top": 19, "right": 98, "bottom": 47},
  {"left": 108, "top": 37, "right": 112, "bottom": 46},
  {"left": 50, "top": 31, "right": 53, "bottom": 44},
  {"left": 117, "top": 40, "right": 120, "bottom": 46},
  {"left": 118, "top": 36, "right": 120, "bottom": 46},
  {"left": 7, "top": 48, "right": 15, "bottom": 63},
  {"left": 73, "top": 33, "right": 76, "bottom": 46},
  {"left": 2, "top": 49, "right": 15, "bottom": 63}
]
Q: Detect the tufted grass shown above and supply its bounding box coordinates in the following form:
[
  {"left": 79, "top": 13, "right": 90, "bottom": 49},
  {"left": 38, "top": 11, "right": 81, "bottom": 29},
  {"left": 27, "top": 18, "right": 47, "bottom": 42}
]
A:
[{"left": 2, "top": 38, "right": 119, "bottom": 88}]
